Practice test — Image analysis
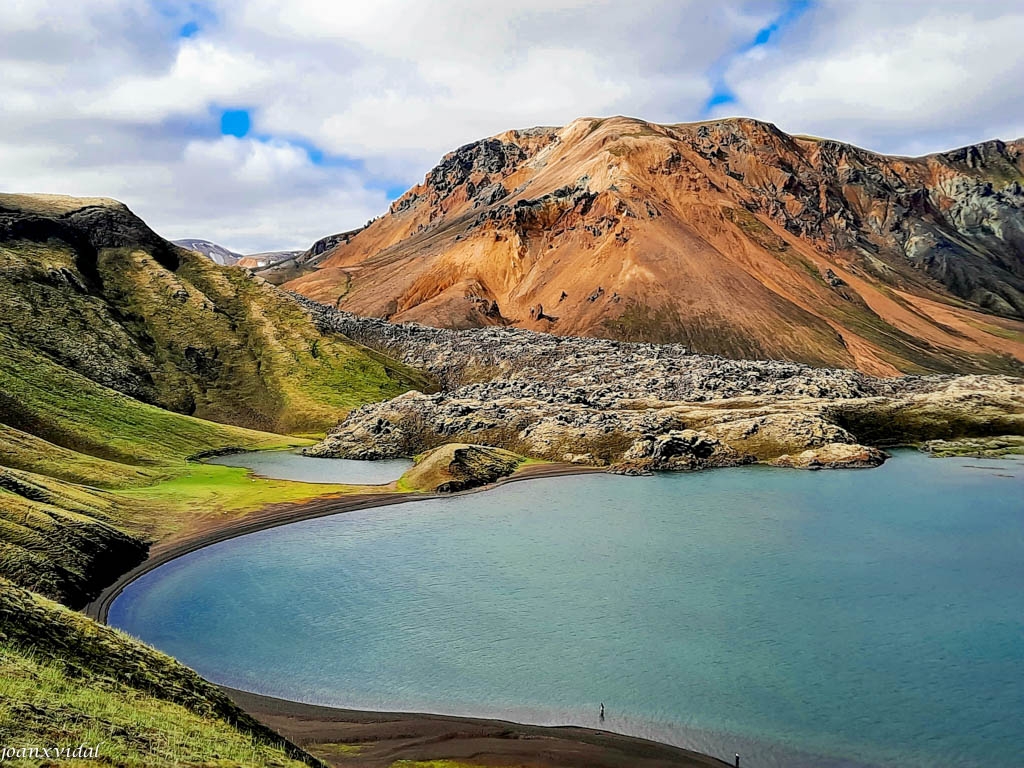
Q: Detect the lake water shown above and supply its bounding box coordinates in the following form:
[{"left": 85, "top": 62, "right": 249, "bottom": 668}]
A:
[
  {"left": 206, "top": 449, "right": 411, "bottom": 484},
  {"left": 110, "top": 451, "right": 1023, "bottom": 768}
]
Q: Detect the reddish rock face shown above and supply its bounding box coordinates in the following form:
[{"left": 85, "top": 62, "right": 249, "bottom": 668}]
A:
[{"left": 287, "top": 116, "right": 1024, "bottom": 375}]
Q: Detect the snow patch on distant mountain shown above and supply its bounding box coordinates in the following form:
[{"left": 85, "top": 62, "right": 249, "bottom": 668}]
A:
[{"left": 172, "top": 239, "right": 241, "bottom": 266}]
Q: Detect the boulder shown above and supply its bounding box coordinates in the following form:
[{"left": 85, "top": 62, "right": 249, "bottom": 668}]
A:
[
  {"left": 769, "top": 443, "right": 887, "bottom": 470},
  {"left": 399, "top": 443, "right": 525, "bottom": 493},
  {"left": 614, "top": 429, "right": 746, "bottom": 472}
]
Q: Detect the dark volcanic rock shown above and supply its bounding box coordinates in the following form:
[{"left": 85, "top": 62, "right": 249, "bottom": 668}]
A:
[{"left": 295, "top": 298, "right": 1024, "bottom": 468}]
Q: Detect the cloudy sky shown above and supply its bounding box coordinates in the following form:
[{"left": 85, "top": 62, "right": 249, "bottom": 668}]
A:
[{"left": 3, "top": 1, "right": 1022, "bottom": 252}]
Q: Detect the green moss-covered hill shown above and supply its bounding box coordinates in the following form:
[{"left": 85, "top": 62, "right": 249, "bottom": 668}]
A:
[
  {"left": 0, "top": 193, "right": 432, "bottom": 435},
  {"left": 0, "top": 579, "right": 320, "bottom": 768}
]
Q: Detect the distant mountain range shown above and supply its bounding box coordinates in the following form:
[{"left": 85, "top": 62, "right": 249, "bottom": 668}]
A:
[
  {"left": 285, "top": 116, "right": 1024, "bottom": 375},
  {"left": 171, "top": 238, "right": 241, "bottom": 265},
  {"left": 171, "top": 238, "right": 301, "bottom": 269}
]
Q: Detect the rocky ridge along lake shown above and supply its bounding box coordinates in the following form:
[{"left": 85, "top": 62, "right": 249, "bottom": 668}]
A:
[{"left": 110, "top": 451, "right": 1023, "bottom": 768}]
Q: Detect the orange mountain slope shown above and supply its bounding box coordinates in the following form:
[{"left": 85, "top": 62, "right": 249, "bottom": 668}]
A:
[{"left": 286, "top": 117, "right": 1024, "bottom": 375}]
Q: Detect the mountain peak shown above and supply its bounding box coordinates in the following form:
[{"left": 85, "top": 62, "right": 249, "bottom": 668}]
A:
[
  {"left": 281, "top": 116, "right": 1023, "bottom": 375},
  {"left": 0, "top": 193, "right": 127, "bottom": 216},
  {"left": 172, "top": 238, "right": 242, "bottom": 266}
]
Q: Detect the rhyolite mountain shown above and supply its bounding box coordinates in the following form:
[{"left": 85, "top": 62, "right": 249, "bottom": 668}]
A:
[
  {"left": 286, "top": 116, "right": 1024, "bottom": 376},
  {"left": 174, "top": 238, "right": 302, "bottom": 269}
]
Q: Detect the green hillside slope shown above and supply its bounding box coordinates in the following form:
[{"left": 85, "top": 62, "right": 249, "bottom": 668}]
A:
[
  {"left": 0, "top": 580, "right": 318, "bottom": 768},
  {"left": 0, "top": 193, "right": 433, "bottom": 435}
]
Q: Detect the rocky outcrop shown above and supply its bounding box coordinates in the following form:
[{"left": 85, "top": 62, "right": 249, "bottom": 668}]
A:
[
  {"left": 303, "top": 229, "right": 365, "bottom": 262},
  {"left": 612, "top": 430, "right": 747, "bottom": 474},
  {"left": 921, "top": 435, "right": 1024, "bottom": 458},
  {"left": 399, "top": 443, "right": 524, "bottom": 492},
  {"left": 309, "top": 382, "right": 1023, "bottom": 470},
  {"left": 296, "top": 296, "right": 897, "bottom": 398},
  {"left": 769, "top": 443, "right": 887, "bottom": 470},
  {"left": 254, "top": 227, "right": 366, "bottom": 285},
  {"left": 302, "top": 302, "right": 1024, "bottom": 471},
  {"left": 286, "top": 117, "right": 1024, "bottom": 376}
]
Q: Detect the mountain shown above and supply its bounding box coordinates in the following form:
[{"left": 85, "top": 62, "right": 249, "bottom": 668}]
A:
[
  {"left": 255, "top": 226, "right": 366, "bottom": 285},
  {"left": 172, "top": 237, "right": 241, "bottom": 265},
  {"left": 235, "top": 248, "right": 302, "bottom": 268},
  {"left": 174, "top": 239, "right": 303, "bottom": 269},
  {"left": 285, "top": 116, "right": 1024, "bottom": 376},
  {"left": 0, "top": 194, "right": 431, "bottom": 436}
]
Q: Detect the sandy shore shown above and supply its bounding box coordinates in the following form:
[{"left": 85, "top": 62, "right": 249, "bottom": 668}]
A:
[
  {"left": 81, "top": 463, "right": 739, "bottom": 767},
  {"left": 222, "top": 686, "right": 732, "bottom": 768}
]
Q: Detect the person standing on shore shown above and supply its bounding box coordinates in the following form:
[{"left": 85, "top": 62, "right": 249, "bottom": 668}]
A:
[{"left": 600, "top": 703, "right": 605, "bottom": 720}]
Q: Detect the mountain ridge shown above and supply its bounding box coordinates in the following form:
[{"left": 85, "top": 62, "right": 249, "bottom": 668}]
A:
[
  {"left": 0, "top": 193, "right": 431, "bottom": 435},
  {"left": 286, "top": 116, "right": 1024, "bottom": 376}
]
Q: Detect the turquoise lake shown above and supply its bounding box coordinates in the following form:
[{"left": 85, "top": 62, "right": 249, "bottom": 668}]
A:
[{"left": 109, "top": 451, "right": 1023, "bottom": 768}]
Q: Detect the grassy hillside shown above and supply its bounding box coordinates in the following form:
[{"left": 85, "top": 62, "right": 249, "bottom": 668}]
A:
[
  {"left": 0, "top": 580, "right": 317, "bottom": 768},
  {"left": 0, "top": 322, "right": 313, "bottom": 607},
  {"left": 0, "top": 328, "right": 291, "bottom": 477},
  {"left": 0, "top": 193, "right": 433, "bottom": 435}
]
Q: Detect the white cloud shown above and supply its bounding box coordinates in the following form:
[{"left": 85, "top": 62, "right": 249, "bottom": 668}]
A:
[
  {"left": 87, "top": 40, "right": 270, "bottom": 122},
  {"left": 1, "top": 1, "right": 1020, "bottom": 251},
  {"left": 226, "top": 0, "right": 767, "bottom": 164},
  {"left": 718, "top": 2, "right": 1024, "bottom": 154},
  {"left": 310, "top": 46, "right": 634, "bottom": 159}
]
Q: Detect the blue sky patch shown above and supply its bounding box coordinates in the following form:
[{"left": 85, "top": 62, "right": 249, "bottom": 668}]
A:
[
  {"left": 220, "top": 109, "right": 251, "bottom": 138},
  {"left": 701, "top": 0, "right": 812, "bottom": 115},
  {"left": 706, "top": 88, "right": 737, "bottom": 109},
  {"left": 747, "top": 0, "right": 811, "bottom": 50},
  {"left": 151, "top": 1, "right": 217, "bottom": 39}
]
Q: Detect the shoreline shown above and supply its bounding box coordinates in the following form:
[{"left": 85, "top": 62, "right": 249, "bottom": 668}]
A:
[
  {"left": 84, "top": 461, "right": 603, "bottom": 623},
  {"left": 221, "top": 685, "right": 733, "bottom": 768}
]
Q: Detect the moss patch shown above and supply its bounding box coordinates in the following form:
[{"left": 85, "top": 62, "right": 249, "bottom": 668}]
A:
[
  {"left": 722, "top": 205, "right": 789, "bottom": 253},
  {"left": 115, "top": 462, "right": 382, "bottom": 539}
]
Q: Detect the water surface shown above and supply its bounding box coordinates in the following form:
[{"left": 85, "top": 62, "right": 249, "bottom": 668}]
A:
[
  {"left": 111, "top": 451, "right": 1023, "bottom": 768},
  {"left": 206, "top": 449, "right": 411, "bottom": 484}
]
